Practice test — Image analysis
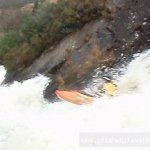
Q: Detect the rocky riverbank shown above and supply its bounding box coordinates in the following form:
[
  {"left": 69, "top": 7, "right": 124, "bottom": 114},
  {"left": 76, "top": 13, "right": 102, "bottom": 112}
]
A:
[{"left": 1, "top": 0, "right": 150, "bottom": 100}]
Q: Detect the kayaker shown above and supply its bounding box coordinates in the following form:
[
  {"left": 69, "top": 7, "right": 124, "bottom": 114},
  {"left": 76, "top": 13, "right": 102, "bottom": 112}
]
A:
[{"left": 102, "top": 77, "right": 117, "bottom": 96}]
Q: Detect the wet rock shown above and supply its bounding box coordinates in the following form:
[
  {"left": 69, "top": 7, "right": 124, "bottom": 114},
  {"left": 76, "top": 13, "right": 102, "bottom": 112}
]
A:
[
  {"left": 43, "top": 76, "right": 60, "bottom": 102},
  {"left": 24, "top": 18, "right": 116, "bottom": 100},
  {"left": 3, "top": 0, "right": 150, "bottom": 101},
  {"left": 113, "top": 0, "right": 150, "bottom": 54}
]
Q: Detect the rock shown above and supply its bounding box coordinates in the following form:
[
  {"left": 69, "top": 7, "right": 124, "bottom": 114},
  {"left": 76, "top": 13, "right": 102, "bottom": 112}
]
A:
[
  {"left": 5, "top": 18, "right": 116, "bottom": 86},
  {"left": 3, "top": 0, "right": 150, "bottom": 101},
  {"left": 113, "top": 0, "right": 150, "bottom": 54},
  {"left": 43, "top": 75, "right": 60, "bottom": 102}
]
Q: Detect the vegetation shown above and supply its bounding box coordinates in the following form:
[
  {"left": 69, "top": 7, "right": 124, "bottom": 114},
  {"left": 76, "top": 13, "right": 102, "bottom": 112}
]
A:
[
  {"left": 0, "top": 0, "right": 107, "bottom": 72},
  {"left": 0, "top": 30, "right": 23, "bottom": 53}
]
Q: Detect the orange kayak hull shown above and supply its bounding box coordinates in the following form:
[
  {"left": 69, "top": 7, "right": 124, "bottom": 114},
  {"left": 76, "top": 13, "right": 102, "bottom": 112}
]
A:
[{"left": 55, "top": 90, "right": 94, "bottom": 105}]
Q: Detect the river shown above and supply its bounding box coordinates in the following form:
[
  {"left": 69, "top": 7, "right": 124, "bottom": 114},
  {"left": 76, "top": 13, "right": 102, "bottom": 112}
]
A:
[{"left": 0, "top": 50, "right": 150, "bottom": 150}]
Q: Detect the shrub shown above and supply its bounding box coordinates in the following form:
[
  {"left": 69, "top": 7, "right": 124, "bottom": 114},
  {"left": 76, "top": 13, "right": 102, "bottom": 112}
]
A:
[
  {"left": 41, "top": 0, "right": 105, "bottom": 47},
  {"left": 21, "top": 2, "right": 55, "bottom": 42},
  {"left": 0, "top": 30, "right": 23, "bottom": 53},
  {"left": 3, "top": 42, "right": 39, "bottom": 71},
  {"left": 21, "top": 14, "right": 38, "bottom": 42}
]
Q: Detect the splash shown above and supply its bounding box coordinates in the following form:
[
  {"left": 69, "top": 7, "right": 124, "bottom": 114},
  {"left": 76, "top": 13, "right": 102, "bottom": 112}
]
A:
[
  {"left": 0, "top": 50, "right": 150, "bottom": 150},
  {"left": 117, "top": 50, "right": 150, "bottom": 94},
  {"left": 0, "top": 66, "right": 6, "bottom": 84}
]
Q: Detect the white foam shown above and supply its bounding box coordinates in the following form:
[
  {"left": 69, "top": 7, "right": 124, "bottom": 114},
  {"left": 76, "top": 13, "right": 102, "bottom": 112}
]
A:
[
  {"left": 0, "top": 66, "right": 6, "bottom": 84},
  {"left": 0, "top": 50, "right": 150, "bottom": 150}
]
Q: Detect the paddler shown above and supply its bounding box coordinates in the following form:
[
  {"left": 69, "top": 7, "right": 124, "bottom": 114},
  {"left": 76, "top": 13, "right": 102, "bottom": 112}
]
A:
[
  {"left": 101, "top": 77, "right": 117, "bottom": 96},
  {"left": 55, "top": 77, "right": 117, "bottom": 105}
]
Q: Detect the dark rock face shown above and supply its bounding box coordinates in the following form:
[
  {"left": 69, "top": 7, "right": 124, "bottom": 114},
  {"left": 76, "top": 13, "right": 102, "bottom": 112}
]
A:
[
  {"left": 113, "top": 0, "right": 150, "bottom": 54},
  {"left": 4, "top": 18, "right": 116, "bottom": 83},
  {"left": 53, "top": 19, "right": 117, "bottom": 89},
  {"left": 45, "top": 0, "right": 150, "bottom": 100},
  {"left": 3, "top": 0, "right": 150, "bottom": 101}
]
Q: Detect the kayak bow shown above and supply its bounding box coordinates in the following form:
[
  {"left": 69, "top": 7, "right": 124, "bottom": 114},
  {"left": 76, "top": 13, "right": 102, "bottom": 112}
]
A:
[{"left": 55, "top": 90, "right": 94, "bottom": 105}]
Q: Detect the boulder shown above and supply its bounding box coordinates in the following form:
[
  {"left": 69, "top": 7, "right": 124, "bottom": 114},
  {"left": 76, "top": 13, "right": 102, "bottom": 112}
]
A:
[{"left": 3, "top": 0, "right": 150, "bottom": 101}]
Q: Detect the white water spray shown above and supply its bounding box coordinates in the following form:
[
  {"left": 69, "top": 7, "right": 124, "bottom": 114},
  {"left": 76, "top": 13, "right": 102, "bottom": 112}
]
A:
[{"left": 0, "top": 50, "right": 150, "bottom": 150}]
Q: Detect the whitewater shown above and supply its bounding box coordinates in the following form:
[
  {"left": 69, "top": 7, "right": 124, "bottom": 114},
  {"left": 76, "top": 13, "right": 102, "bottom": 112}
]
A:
[{"left": 0, "top": 50, "right": 150, "bottom": 150}]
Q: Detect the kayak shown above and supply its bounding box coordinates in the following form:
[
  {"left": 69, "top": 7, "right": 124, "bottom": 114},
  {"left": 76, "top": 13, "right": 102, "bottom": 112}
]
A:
[
  {"left": 55, "top": 82, "right": 116, "bottom": 105},
  {"left": 55, "top": 90, "right": 94, "bottom": 105}
]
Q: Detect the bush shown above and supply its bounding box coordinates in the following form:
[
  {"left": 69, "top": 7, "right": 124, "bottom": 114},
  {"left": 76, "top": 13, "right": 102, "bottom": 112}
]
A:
[
  {"left": 0, "top": 30, "right": 23, "bottom": 53},
  {"left": 3, "top": 42, "right": 39, "bottom": 71},
  {"left": 33, "top": 2, "right": 55, "bottom": 32},
  {"left": 21, "top": 14, "right": 38, "bottom": 42},
  {"left": 21, "top": 2, "right": 55, "bottom": 42},
  {"left": 41, "top": 0, "right": 105, "bottom": 47}
]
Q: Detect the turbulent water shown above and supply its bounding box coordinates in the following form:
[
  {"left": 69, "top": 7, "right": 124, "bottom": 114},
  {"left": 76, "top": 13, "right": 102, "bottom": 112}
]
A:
[{"left": 0, "top": 50, "right": 150, "bottom": 150}]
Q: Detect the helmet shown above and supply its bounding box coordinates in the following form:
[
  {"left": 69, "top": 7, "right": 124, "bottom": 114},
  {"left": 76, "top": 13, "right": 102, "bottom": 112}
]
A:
[{"left": 102, "top": 81, "right": 117, "bottom": 96}]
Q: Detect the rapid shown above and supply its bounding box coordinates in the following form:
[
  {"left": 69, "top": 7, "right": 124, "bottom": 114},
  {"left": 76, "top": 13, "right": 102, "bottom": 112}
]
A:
[{"left": 0, "top": 50, "right": 150, "bottom": 150}]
